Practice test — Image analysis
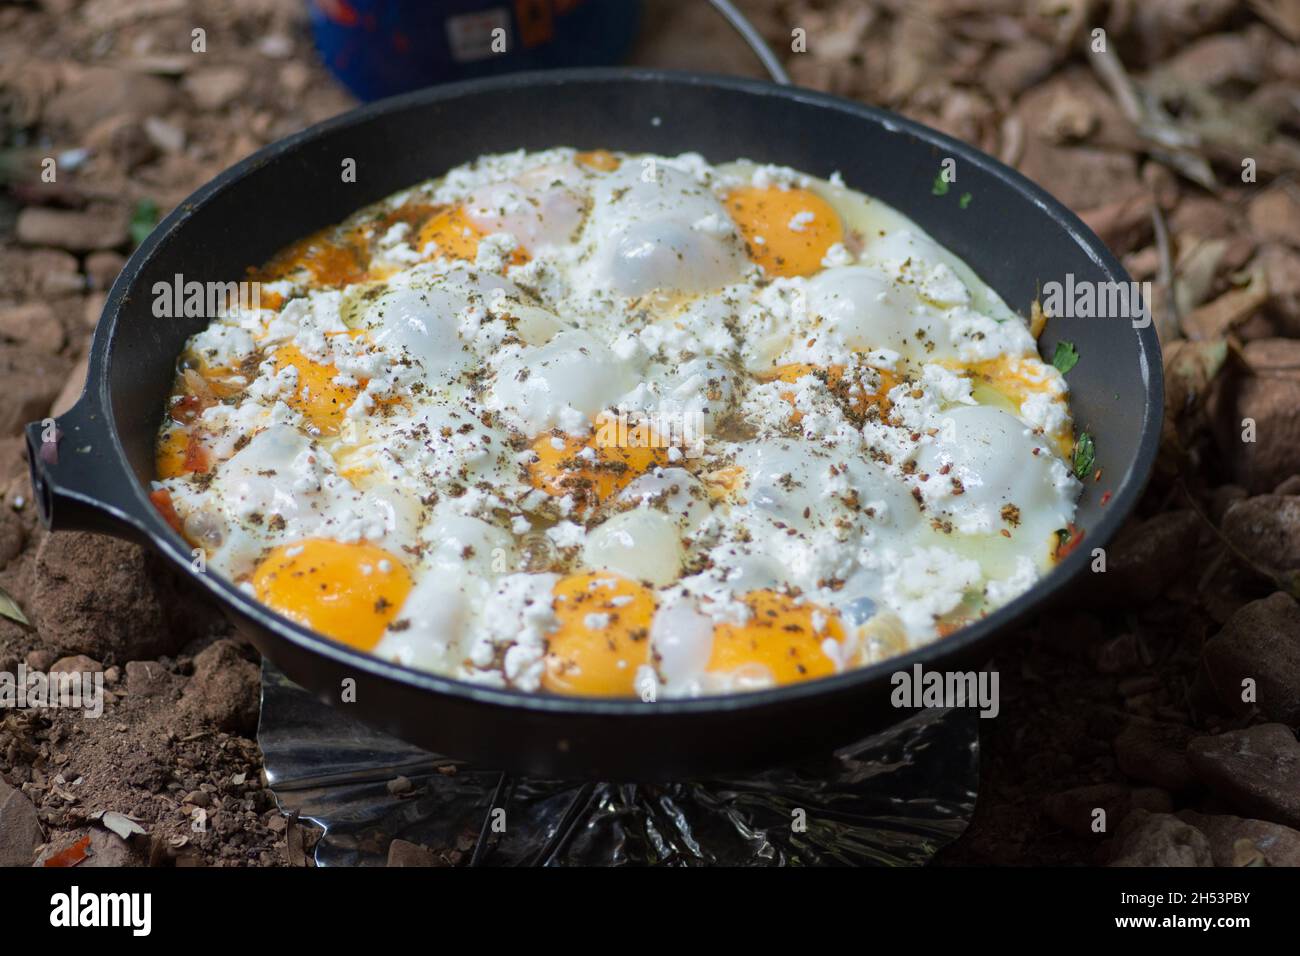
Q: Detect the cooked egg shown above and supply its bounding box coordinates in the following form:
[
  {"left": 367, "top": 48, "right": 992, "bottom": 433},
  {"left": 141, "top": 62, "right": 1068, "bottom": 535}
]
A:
[{"left": 155, "top": 148, "right": 1081, "bottom": 697}]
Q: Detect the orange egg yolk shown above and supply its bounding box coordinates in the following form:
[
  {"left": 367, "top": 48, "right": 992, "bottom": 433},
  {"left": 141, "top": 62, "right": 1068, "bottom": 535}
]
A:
[
  {"left": 757, "top": 362, "right": 897, "bottom": 422},
  {"left": 575, "top": 149, "right": 620, "bottom": 172},
  {"left": 708, "top": 590, "right": 843, "bottom": 685},
  {"left": 415, "top": 206, "right": 530, "bottom": 266},
  {"left": 725, "top": 186, "right": 843, "bottom": 278},
  {"left": 943, "top": 355, "right": 1073, "bottom": 456},
  {"left": 272, "top": 343, "right": 360, "bottom": 435},
  {"left": 543, "top": 571, "right": 655, "bottom": 696},
  {"left": 527, "top": 417, "right": 669, "bottom": 512},
  {"left": 251, "top": 539, "right": 412, "bottom": 652}
]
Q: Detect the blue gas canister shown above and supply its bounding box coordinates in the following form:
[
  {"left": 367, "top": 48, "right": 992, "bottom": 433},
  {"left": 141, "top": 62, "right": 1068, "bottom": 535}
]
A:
[{"left": 309, "top": 0, "right": 642, "bottom": 101}]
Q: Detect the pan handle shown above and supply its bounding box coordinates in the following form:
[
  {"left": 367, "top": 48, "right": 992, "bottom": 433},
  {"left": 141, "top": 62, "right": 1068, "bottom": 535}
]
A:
[
  {"left": 706, "top": 0, "right": 790, "bottom": 86},
  {"left": 24, "top": 393, "right": 152, "bottom": 545}
]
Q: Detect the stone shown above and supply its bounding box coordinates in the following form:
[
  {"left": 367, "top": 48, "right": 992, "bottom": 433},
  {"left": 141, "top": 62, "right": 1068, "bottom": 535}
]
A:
[
  {"left": 1202, "top": 592, "right": 1300, "bottom": 724},
  {"left": 180, "top": 640, "right": 259, "bottom": 734},
  {"left": 1187, "top": 724, "right": 1300, "bottom": 828},
  {"left": 0, "top": 781, "right": 43, "bottom": 867},
  {"left": 1109, "top": 810, "right": 1213, "bottom": 866},
  {"left": 84, "top": 251, "right": 125, "bottom": 291},
  {"left": 1230, "top": 339, "right": 1300, "bottom": 491},
  {"left": 31, "top": 531, "right": 180, "bottom": 662},
  {"left": 1222, "top": 496, "right": 1300, "bottom": 571},
  {"left": 15, "top": 206, "right": 128, "bottom": 252},
  {"left": 1248, "top": 189, "right": 1300, "bottom": 249},
  {"left": 182, "top": 67, "right": 249, "bottom": 111},
  {"left": 49, "top": 355, "right": 88, "bottom": 418},
  {"left": 0, "top": 345, "right": 71, "bottom": 437},
  {"left": 1178, "top": 810, "right": 1300, "bottom": 867},
  {"left": 1087, "top": 510, "right": 1201, "bottom": 605},
  {"left": 0, "top": 303, "right": 64, "bottom": 354},
  {"left": 124, "top": 660, "right": 172, "bottom": 699},
  {"left": 49, "top": 654, "right": 103, "bottom": 675},
  {"left": 43, "top": 68, "right": 174, "bottom": 131}
]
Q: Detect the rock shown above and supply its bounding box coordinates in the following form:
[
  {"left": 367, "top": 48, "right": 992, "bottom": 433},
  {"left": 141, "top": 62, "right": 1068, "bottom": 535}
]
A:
[
  {"left": 30, "top": 531, "right": 179, "bottom": 662},
  {"left": 1109, "top": 810, "right": 1213, "bottom": 866},
  {"left": 83, "top": 114, "right": 157, "bottom": 172},
  {"left": 49, "top": 355, "right": 87, "bottom": 418},
  {"left": 182, "top": 67, "right": 249, "bottom": 111},
  {"left": 1222, "top": 496, "right": 1300, "bottom": 570},
  {"left": 0, "top": 781, "right": 43, "bottom": 866},
  {"left": 81, "top": 828, "right": 144, "bottom": 867},
  {"left": 1095, "top": 633, "right": 1140, "bottom": 674},
  {"left": 0, "top": 345, "right": 71, "bottom": 437},
  {"left": 1044, "top": 782, "right": 1171, "bottom": 837},
  {"left": 1115, "top": 720, "right": 1196, "bottom": 791},
  {"left": 180, "top": 640, "right": 259, "bottom": 734},
  {"left": 1202, "top": 592, "right": 1300, "bottom": 724},
  {"left": 984, "top": 40, "right": 1056, "bottom": 100},
  {"left": 0, "top": 303, "right": 64, "bottom": 354},
  {"left": 1231, "top": 339, "right": 1300, "bottom": 491},
  {"left": 24, "top": 649, "right": 54, "bottom": 672},
  {"left": 49, "top": 654, "right": 103, "bottom": 675},
  {"left": 43, "top": 68, "right": 175, "bottom": 131},
  {"left": 125, "top": 660, "right": 172, "bottom": 699},
  {"left": 1248, "top": 189, "right": 1300, "bottom": 249},
  {"left": 1276, "top": 475, "right": 1300, "bottom": 496},
  {"left": 387, "top": 839, "right": 439, "bottom": 867},
  {"left": 1170, "top": 195, "right": 1238, "bottom": 240},
  {"left": 141, "top": 115, "right": 185, "bottom": 155},
  {"left": 1259, "top": 244, "right": 1300, "bottom": 336},
  {"left": 84, "top": 251, "right": 125, "bottom": 292},
  {"left": 0, "top": 248, "right": 82, "bottom": 297},
  {"left": 1087, "top": 511, "right": 1201, "bottom": 605},
  {"left": 15, "top": 206, "right": 128, "bottom": 252},
  {"left": 1178, "top": 810, "right": 1300, "bottom": 867},
  {"left": 1187, "top": 724, "right": 1300, "bottom": 828},
  {"left": 1210, "top": 484, "right": 1249, "bottom": 520}
]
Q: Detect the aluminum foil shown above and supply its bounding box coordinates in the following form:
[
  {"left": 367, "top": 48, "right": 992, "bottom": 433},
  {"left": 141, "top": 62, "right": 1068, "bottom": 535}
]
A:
[{"left": 259, "top": 662, "right": 979, "bottom": 866}]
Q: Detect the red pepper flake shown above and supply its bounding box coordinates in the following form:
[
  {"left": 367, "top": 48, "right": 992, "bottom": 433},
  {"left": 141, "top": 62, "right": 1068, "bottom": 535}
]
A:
[
  {"left": 1100, "top": 490, "right": 1113, "bottom": 506},
  {"left": 1055, "top": 523, "right": 1085, "bottom": 560},
  {"left": 149, "top": 488, "right": 184, "bottom": 535},
  {"left": 42, "top": 835, "right": 91, "bottom": 867}
]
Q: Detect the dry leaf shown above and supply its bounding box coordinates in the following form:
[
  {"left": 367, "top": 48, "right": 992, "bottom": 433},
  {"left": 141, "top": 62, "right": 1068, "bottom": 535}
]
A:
[
  {"left": 92, "top": 809, "right": 147, "bottom": 840},
  {"left": 1183, "top": 266, "right": 1270, "bottom": 340},
  {"left": 0, "top": 584, "right": 31, "bottom": 628}
]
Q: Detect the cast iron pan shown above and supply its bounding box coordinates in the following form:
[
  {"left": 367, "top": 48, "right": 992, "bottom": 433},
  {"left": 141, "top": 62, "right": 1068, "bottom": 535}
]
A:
[{"left": 24, "top": 70, "right": 1163, "bottom": 779}]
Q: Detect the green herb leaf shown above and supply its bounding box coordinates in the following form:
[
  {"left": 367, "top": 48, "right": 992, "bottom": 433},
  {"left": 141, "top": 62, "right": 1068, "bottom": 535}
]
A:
[
  {"left": 1072, "top": 432, "right": 1096, "bottom": 481},
  {"left": 1052, "top": 340, "right": 1080, "bottom": 374},
  {"left": 0, "top": 583, "right": 32, "bottom": 628},
  {"left": 931, "top": 173, "right": 950, "bottom": 197},
  {"left": 130, "top": 198, "right": 159, "bottom": 247},
  {"left": 959, "top": 192, "right": 972, "bottom": 209}
]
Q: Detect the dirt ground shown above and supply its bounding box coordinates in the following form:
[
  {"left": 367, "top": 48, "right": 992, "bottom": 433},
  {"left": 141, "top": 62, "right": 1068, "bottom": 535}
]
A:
[{"left": 2, "top": 0, "right": 1300, "bottom": 867}]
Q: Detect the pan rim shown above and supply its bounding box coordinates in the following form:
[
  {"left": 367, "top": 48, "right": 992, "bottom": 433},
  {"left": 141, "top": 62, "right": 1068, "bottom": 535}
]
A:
[{"left": 93, "top": 66, "right": 1164, "bottom": 719}]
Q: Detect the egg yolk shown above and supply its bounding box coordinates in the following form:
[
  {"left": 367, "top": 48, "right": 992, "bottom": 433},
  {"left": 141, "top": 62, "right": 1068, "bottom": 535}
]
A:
[
  {"left": 708, "top": 590, "right": 842, "bottom": 685},
  {"left": 575, "top": 149, "right": 620, "bottom": 172},
  {"left": 944, "top": 355, "right": 1072, "bottom": 456},
  {"left": 725, "top": 186, "right": 843, "bottom": 278},
  {"left": 272, "top": 344, "right": 360, "bottom": 435},
  {"left": 758, "top": 362, "right": 897, "bottom": 421},
  {"left": 414, "top": 206, "right": 530, "bottom": 266},
  {"left": 527, "top": 418, "right": 669, "bottom": 512},
  {"left": 257, "top": 227, "right": 367, "bottom": 288},
  {"left": 543, "top": 571, "right": 655, "bottom": 696},
  {"left": 251, "top": 539, "right": 411, "bottom": 651}
]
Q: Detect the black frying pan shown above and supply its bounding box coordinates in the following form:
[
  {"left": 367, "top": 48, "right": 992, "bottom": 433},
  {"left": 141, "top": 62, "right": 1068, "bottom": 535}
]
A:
[{"left": 24, "top": 69, "right": 1163, "bottom": 779}]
